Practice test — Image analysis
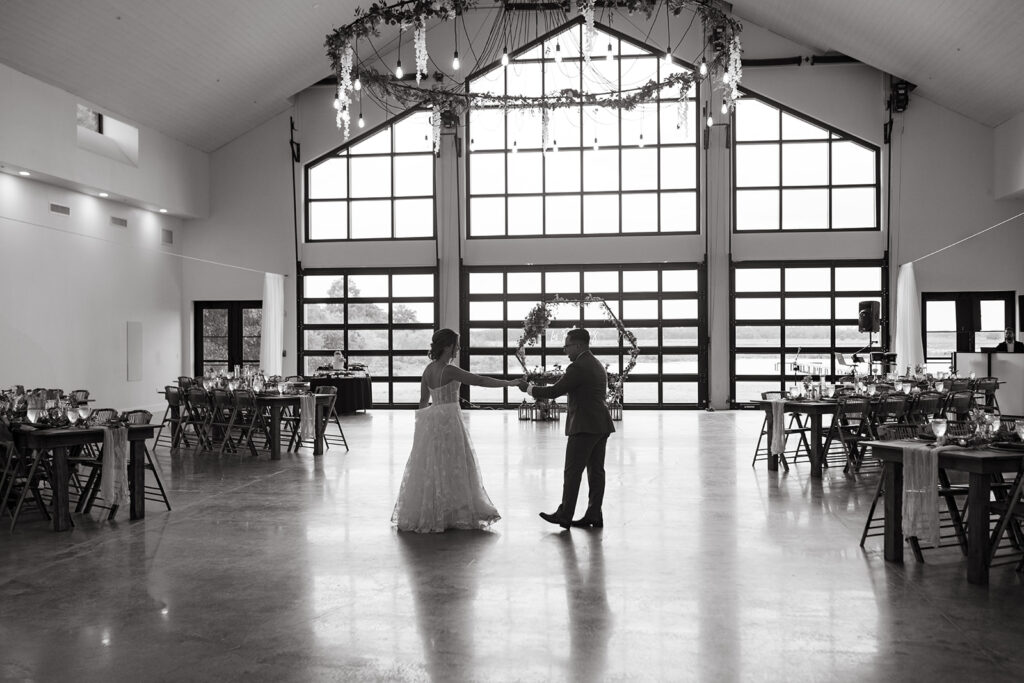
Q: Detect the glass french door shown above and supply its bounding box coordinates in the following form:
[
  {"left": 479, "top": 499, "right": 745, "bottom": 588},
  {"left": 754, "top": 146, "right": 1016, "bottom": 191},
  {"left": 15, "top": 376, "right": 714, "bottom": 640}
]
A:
[
  {"left": 921, "top": 292, "right": 1015, "bottom": 371},
  {"left": 194, "top": 301, "right": 263, "bottom": 376}
]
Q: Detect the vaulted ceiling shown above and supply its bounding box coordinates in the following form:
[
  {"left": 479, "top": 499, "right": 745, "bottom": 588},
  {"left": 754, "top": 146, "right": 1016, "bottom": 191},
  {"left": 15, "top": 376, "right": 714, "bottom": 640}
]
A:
[{"left": 0, "top": 0, "right": 1021, "bottom": 153}]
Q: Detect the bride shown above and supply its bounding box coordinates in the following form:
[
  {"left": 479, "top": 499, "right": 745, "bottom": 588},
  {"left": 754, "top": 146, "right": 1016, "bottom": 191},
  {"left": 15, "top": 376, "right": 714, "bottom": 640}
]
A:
[{"left": 392, "top": 328, "right": 522, "bottom": 533}]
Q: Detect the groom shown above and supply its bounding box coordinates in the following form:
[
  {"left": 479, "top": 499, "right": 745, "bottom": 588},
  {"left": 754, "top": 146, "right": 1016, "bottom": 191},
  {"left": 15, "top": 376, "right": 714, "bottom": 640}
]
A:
[{"left": 520, "top": 328, "right": 615, "bottom": 529}]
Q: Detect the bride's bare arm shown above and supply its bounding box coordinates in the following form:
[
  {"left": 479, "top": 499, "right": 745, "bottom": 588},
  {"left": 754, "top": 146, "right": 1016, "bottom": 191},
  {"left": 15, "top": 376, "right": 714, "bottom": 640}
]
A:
[
  {"left": 419, "top": 376, "right": 430, "bottom": 408},
  {"left": 444, "top": 365, "right": 522, "bottom": 388}
]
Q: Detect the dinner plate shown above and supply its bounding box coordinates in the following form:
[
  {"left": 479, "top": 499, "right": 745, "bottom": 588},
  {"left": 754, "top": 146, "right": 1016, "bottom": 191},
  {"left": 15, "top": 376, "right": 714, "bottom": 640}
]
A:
[{"left": 989, "top": 442, "right": 1024, "bottom": 453}]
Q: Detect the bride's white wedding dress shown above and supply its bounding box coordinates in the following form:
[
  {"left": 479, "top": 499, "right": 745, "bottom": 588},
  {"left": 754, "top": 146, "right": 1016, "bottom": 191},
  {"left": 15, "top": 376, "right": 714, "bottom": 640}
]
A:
[{"left": 392, "top": 380, "right": 501, "bottom": 533}]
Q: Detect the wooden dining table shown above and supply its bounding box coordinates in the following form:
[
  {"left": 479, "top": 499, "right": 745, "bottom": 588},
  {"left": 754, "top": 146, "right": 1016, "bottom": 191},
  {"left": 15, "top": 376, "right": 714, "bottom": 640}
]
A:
[
  {"left": 865, "top": 439, "right": 1024, "bottom": 585},
  {"left": 758, "top": 399, "right": 839, "bottom": 478},
  {"left": 255, "top": 394, "right": 332, "bottom": 460},
  {"left": 11, "top": 424, "right": 157, "bottom": 531}
]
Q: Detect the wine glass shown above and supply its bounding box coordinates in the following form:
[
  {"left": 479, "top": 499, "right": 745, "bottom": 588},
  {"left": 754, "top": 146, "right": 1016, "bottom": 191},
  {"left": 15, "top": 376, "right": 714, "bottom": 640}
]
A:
[
  {"left": 78, "top": 405, "right": 92, "bottom": 423},
  {"left": 826, "top": 384, "right": 836, "bottom": 398},
  {"left": 935, "top": 381, "right": 944, "bottom": 393},
  {"left": 930, "top": 418, "right": 947, "bottom": 441},
  {"left": 65, "top": 404, "right": 79, "bottom": 424},
  {"left": 867, "top": 383, "right": 877, "bottom": 397},
  {"left": 26, "top": 408, "right": 42, "bottom": 424}
]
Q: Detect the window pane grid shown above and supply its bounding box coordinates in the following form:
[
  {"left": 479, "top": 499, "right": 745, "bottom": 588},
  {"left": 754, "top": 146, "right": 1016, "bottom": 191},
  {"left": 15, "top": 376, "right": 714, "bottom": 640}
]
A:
[
  {"left": 730, "top": 261, "right": 885, "bottom": 404},
  {"left": 733, "top": 95, "right": 879, "bottom": 232},
  {"left": 468, "top": 27, "right": 698, "bottom": 236},
  {"left": 306, "top": 110, "right": 436, "bottom": 241},
  {"left": 300, "top": 269, "right": 437, "bottom": 406},
  {"left": 465, "top": 264, "right": 704, "bottom": 407}
]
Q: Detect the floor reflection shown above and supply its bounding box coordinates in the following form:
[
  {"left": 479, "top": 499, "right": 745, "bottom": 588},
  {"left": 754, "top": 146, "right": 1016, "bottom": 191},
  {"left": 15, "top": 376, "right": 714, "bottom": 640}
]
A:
[
  {"left": 554, "top": 532, "right": 612, "bottom": 681},
  {"left": 396, "top": 530, "right": 498, "bottom": 682}
]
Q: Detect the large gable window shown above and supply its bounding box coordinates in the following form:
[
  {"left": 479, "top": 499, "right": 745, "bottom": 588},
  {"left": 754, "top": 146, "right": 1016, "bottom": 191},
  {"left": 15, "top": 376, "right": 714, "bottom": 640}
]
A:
[
  {"left": 733, "top": 95, "right": 879, "bottom": 232},
  {"left": 306, "top": 110, "right": 435, "bottom": 241},
  {"left": 467, "top": 22, "right": 699, "bottom": 237}
]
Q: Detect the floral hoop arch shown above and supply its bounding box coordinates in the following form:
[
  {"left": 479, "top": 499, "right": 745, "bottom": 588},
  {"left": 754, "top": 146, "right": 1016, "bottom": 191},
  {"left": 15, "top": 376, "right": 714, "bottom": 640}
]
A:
[{"left": 514, "top": 295, "right": 639, "bottom": 402}]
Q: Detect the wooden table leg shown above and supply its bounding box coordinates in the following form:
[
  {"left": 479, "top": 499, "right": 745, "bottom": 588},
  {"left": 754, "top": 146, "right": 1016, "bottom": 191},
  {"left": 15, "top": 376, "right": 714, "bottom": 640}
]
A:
[
  {"left": 883, "top": 460, "right": 904, "bottom": 564},
  {"left": 270, "top": 404, "right": 282, "bottom": 460},
  {"left": 129, "top": 439, "right": 146, "bottom": 521},
  {"left": 51, "top": 446, "right": 72, "bottom": 532},
  {"left": 313, "top": 401, "right": 326, "bottom": 457},
  {"left": 170, "top": 405, "right": 180, "bottom": 446},
  {"left": 967, "top": 472, "right": 991, "bottom": 585},
  {"left": 765, "top": 408, "right": 779, "bottom": 472},
  {"left": 809, "top": 413, "right": 823, "bottom": 479}
]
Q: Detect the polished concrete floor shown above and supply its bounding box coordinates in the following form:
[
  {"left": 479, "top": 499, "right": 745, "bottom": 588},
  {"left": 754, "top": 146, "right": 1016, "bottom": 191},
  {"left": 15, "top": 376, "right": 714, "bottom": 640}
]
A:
[{"left": 2, "top": 410, "right": 1024, "bottom": 682}]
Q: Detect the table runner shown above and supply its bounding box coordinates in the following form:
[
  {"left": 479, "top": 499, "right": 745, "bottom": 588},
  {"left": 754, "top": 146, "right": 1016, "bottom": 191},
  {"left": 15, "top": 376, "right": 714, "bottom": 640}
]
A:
[
  {"left": 299, "top": 395, "right": 316, "bottom": 441},
  {"left": 100, "top": 425, "right": 129, "bottom": 508},
  {"left": 770, "top": 400, "right": 787, "bottom": 457},
  {"left": 900, "top": 441, "right": 953, "bottom": 548}
]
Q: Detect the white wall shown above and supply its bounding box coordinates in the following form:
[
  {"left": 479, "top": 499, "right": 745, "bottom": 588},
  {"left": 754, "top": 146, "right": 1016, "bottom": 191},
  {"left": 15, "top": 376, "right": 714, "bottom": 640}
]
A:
[
  {"left": 180, "top": 109, "right": 298, "bottom": 376},
  {"left": 0, "top": 63, "right": 209, "bottom": 218},
  {"left": 0, "top": 173, "right": 183, "bottom": 413},
  {"left": 995, "top": 109, "right": 1024, "bottom": 200}
]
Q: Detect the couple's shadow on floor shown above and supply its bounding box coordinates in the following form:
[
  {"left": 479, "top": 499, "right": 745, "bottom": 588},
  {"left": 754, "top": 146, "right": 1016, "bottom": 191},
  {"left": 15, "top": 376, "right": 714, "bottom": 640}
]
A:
[{"left": 397, "top": 529, "right": 611, "bottom": 681}]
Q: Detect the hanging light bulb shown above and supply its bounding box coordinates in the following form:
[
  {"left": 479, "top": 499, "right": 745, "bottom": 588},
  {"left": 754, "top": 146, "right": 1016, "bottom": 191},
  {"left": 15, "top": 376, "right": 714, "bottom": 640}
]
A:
[
  {"left": 333, "top": 96, "right": 341, "bottom": 110},
  {"left": 721, "top": 99, "right": 729, "bottom": 115},
  {"left": 706, "top": 115, "right": 714, "bottom": 128},
  {"left": 638, "top": 132, "right": 645, "bottom": 148},
  {"left": 358, "top": 114, "right": 365, "bottom": 128},
  {"left": 452, "top": 51, "right": 460, "bottom": 71},
  {"left": 606, "top": 42, "right": 614, "bottom": 61},
  {"left": 469, "top": 137, "right": 475, "bottom": 152},
  {"left": 552, "top": 139, "right": 559, "bottom": 153},
  {"left": 354, "top": 76, "right": 362, "bottom": 91},
  {"left": 593, "top": 137, "right": 599, "bottom": 151},
  {"left": 502, "top": 48, "right": 509, "bottom": 67},
  {"left": 554, "top": 43, "right": 562, "bottom": 64},
  {"left": 512, "top": 140, "right": 518, "bottom": 154},
  {"left": 699, "top": 59, "right": 708, "bottom": 76},
  {"left": 663, "top": 49, "right": 673, "bottom": 66},
  {"left": 395, "top": 60, "right": 404, "bottom": 79}
]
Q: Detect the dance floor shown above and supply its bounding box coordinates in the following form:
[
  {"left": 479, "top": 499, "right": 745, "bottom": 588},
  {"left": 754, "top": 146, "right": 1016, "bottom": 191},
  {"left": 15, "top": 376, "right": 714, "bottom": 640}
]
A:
[{"left": 2, "top": 410, "right": 1023, "bottom": 681}]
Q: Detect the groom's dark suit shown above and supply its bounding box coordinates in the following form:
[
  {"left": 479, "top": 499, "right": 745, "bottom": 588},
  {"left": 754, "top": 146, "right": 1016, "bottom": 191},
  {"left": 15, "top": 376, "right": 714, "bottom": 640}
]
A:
[{"left": 531, "top": 350, "right": 615, "bottom": 524}]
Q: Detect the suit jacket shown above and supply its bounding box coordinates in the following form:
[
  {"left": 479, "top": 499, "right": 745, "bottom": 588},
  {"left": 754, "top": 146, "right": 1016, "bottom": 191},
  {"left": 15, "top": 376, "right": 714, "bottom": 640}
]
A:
[
  {"left": 531, "top": 350, "right": 615, "bottom": 436},
  {"left": 995, "top": 341, "right": 1024, "bottom": 352}
]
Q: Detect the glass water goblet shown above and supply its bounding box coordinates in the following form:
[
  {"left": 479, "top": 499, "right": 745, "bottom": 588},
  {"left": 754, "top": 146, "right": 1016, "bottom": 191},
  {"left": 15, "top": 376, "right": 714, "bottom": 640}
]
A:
[
  {"left": 935, "top": 381, "right": 944, "bottom": 393},
  {"left": 867, "top": 384, "right": 877, "bottom": 397},
  {"left": 930, "top": 418, "right": 948, "bottom": 442},
  {"left": 1016, "top": 424, "right": 1024, "bottom": 442},
  {"left": 66, "top": 405, "right": 79, "bottom": 424},
  {"left": 78, "top": 405, "right": 92, "bottom": 423},
  {"left": 26, "top": 408, "right": 42, "bottom": 424}
]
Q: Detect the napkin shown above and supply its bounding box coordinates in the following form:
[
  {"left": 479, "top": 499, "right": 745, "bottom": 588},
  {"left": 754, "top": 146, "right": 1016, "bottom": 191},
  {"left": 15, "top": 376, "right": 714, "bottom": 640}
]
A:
[
  {"left": 900, "top": 442, "right": 950, "bottom": 548},
  {"left": 100, "top": 425, "right": 130, "bottom": 509},
  {"left": 770, "top": 399, "right": 787, "bottom": 456},
  {"left": 299, "top": 394, "right": 316, "bottom": 441}
]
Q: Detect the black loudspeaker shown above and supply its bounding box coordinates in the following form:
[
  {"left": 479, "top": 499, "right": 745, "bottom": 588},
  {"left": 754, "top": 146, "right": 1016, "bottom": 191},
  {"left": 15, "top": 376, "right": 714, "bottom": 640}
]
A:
[{"left": 858, "top": 301, "right": 881, "bottom": 333}]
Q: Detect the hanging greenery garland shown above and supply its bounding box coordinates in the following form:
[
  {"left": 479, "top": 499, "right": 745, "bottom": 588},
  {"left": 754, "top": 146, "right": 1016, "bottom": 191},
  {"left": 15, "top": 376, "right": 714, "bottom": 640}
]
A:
[{"left": 514, "top": 295, "right": 639, "bottom": 403}]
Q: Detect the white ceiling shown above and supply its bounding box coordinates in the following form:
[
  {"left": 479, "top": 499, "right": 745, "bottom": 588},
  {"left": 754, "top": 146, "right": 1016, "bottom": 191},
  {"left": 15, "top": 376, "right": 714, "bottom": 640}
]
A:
[{"left": 0, "top": 0, "right": 1022, "bottom": 153}]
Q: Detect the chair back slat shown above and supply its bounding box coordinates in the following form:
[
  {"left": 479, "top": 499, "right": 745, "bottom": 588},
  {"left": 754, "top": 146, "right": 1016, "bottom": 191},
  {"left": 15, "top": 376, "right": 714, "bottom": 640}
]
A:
[
  {"left": 91, "top": 408, "right": 119, "bottom": 422},
  {"left": 122, "top": 409, "right": 153, "bottom": 424},
  {"left": 877, "top": 424, "right": 918, "bottom": 441}
]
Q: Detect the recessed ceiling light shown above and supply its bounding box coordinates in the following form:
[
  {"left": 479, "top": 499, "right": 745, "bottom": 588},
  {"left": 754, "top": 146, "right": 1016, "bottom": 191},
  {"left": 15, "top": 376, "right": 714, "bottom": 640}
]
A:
[
  {"left": 18, "top": 171, "right": 30, "bottom": 176},
  {"left": 158, "top": 208, "right": 167, "bottom": 213},
  {"left": 98, "top": 192, "right": 109, "bottom": 198}
]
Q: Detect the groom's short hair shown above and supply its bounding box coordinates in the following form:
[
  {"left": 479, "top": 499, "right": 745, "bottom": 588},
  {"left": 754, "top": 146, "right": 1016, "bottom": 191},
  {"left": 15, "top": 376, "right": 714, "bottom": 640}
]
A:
[{"left": 566, "top": 328, "right": 590, "bottom": 347}]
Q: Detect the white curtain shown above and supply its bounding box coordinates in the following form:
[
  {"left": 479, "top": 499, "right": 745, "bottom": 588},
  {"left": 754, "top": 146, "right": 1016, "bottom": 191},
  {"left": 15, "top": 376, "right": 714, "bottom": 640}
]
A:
[
  {"left": 893, "top": 263, "right": 924, "bottom": 373},
  {"left": 260, "top": 272, "right": 285, "bottom": 376}
]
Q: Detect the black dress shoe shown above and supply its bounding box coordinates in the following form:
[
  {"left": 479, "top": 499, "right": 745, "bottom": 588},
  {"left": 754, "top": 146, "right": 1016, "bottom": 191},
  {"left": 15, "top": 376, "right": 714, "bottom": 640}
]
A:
[
  {"left": 539, "top": 511, "right": 571, "bottom": 529},
  {"left": 570, "top": 516, "right": 604, "bottom": 528}
]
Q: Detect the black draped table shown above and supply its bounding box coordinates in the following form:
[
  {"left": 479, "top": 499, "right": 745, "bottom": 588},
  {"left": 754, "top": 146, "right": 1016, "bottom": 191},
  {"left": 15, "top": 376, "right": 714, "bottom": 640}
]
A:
[{"left": 306, "top": 375, "right": 372, "bottom": 414}]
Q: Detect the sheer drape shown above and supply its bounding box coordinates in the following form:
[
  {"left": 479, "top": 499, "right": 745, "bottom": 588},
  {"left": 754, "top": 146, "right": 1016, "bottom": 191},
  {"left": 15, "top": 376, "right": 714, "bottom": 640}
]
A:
[
  {"left": 894, "top": 263, "right": 924, "bottom": 373},
  {"left": 260, "top": 272, "right": 285, "bottom": 376}
]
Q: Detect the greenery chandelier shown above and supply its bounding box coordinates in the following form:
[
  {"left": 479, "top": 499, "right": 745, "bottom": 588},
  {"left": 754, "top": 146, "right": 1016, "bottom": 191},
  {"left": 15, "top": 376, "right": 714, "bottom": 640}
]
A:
[{"left": 325, "top": 0, "right": 743, "bottom": 147}]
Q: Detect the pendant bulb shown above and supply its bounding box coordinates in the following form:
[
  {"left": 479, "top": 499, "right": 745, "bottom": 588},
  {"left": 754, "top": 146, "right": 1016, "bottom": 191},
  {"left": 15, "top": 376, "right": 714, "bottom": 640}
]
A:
[
  {"left": 358, "top": 114, "right": 365, "bottom": 129},
  {"left": 663, "top": 49, "right": 672, "bottom": 66},
  {"left": 606, "top": 42, "right": 614, "bottom": 61},
  {"left": 552, "top": 139, "right": 559, "bottom": 153},
  {"left": 333, "top": 97, "right": 341, "bottom": 110},
  {"left": 395, "top": 60, "right": 404, "bottom": 79},
  {"left": 721, "top": 99, "right": 729, "bottom": 115},
  {"left": 354, "top": 77, "right": 362, "bottom": 91},
  {"left": 469, "top": 137, "right": 475, "bottom": 152},
  {"left": 452, "top": 51, "right": 460, "bottom": 71},
  {"left": 706, "top": 115, "right": 714, "bottom": 128},
  {"left": 593, "top": 137, "right": 599, "bottom": 151},
  {"left": 502, "top": 48, "right": 509, "bottom": 67},
  {"left": 699, "top": 59, "right": 708, "bottom": 77},
  {"left": 512, "top": 140, "right": 518, "bottom": 153},
  {"left": 555, "top": 43, "right": 562, "bottom": 64},
  {"left": 638, "top": 132, "right": 645, "bottom": 148}
]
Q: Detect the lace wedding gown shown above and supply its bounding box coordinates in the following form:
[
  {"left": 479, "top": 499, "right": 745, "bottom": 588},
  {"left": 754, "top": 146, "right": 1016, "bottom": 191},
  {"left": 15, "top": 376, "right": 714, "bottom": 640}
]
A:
[{"left": 392, "top": 380, "right": 501, "bottom": 533}]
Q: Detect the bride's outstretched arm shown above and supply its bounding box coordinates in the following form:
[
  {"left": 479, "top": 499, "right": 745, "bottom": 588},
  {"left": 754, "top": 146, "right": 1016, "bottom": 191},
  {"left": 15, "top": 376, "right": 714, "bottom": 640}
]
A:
[{"left": 444, "top": 365, "right": 523, "bottom": 388}]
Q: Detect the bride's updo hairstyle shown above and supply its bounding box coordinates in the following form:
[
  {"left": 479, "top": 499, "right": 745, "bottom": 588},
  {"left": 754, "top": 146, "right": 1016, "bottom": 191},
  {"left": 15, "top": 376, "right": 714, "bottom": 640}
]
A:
[{"left": 428, "top": 328, "right": 459, "bottom": 360}]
